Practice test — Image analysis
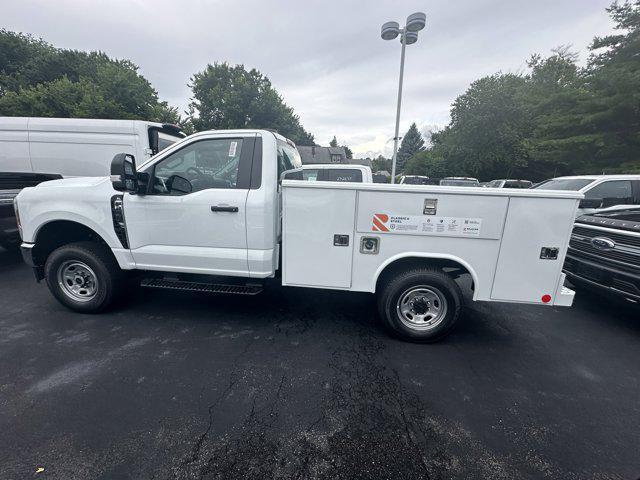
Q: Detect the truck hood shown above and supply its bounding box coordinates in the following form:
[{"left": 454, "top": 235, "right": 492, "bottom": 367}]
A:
[{"left": 35, "top": 176, "right": 110, "bottom": 189}]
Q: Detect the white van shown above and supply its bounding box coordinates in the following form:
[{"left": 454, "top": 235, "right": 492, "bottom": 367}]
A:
[
  {"left": 0, "top": 117, "right": 185, "bottom": 177},
  {"left": 300, "top": 164, "right": 373, "bottom": 183}
]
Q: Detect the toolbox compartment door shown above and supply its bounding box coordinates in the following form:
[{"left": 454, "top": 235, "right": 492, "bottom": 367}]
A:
[
  {"left": 491, "top": 196, "right": 577, "bottom": 303},
  {"left": 282, "top": 186, "right": 356, "bottom": 289}
]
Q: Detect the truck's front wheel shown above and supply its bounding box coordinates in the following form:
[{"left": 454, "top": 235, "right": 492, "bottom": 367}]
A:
[
  {"left": 44, "top": 241, "right": 123, "bottom": 313},
  {"left": 378, "top": 268, "right": 462, "bottom": 342}
]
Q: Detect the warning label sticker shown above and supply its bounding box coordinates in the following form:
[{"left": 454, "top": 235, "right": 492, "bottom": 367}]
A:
[{"left": 372, "top": 214, "right": 482, "bottom": 237}]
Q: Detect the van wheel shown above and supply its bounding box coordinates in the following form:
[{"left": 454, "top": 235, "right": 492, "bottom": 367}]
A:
[
  {"left": 44, "top": 241, "right": 123, "bottom": 313},
  {"left": 377, "top": 268, "right": 462, "bottom": 342}
]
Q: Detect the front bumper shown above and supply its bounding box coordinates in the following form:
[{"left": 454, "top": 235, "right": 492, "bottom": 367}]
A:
[
  {"left": 20, "top": 243, "right": 44, "bottom": 281},
  {"left": 0, "top": 202, "right": 20, "bottom": 246},
  {"left": 564, "top": 253, "right": 640, "bottom": 302}
]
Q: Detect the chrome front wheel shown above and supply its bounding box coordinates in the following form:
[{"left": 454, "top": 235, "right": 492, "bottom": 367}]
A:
[{"left": 57, "top": 260, "right": 99, "bottom": 302}]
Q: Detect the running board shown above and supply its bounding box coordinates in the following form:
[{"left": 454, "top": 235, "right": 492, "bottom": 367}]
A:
[{"left": 140, "top": 278, "right": 263, "bottom": 295}]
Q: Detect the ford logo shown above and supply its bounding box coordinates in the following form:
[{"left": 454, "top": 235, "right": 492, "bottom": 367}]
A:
[{"left": 591, "top": 237, "right": 615, "bottom": 250}]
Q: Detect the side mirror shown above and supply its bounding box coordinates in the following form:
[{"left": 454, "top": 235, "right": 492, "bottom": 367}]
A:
[
  {"left": 579, "top": 198, "right": 602, "bottom": 209},
  {"left": 110, "top": 153, "right": 138, "bottom": 194},
  {"left": 166, "top": 175, "right": 192, "bottom": 195}
]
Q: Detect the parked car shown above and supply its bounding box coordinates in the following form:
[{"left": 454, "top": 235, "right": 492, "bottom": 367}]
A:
[
  {"left": 300, "top": 164, "right": 373, "bottom": 183},
  {"left": 487, "top": 179, "right": 533, "bottom": 189},
  {"left": 439, "top": 177, "right": 480, "bottom": 187},
  {"left": 15, "top": 129, "right": 579, "bottom": 342},
  {"left": 0, "top": 173, "right": 62, "bottom": 249},
  {"left": 533, "top": 175, "right": 640, "bottom": 216},
  {"left": 399, "top": 175, "right": 430, "bottom": 185},
  {"left": 564, "top": 207, "right": 640, "bottom": 304},
  {"left": 0, "top": 117, "right": 185, "bottom": 177}
]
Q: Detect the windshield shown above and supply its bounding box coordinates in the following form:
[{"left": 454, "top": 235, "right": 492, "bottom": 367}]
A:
[
  {"left": 533, "top": 178, "right": 594, "bottom": 191},
  {"left": 440, "top": 179, "right": 479, "bottom": 187},
  {"left": 402, "top": 176, "right": 430, "bottom": 185}
]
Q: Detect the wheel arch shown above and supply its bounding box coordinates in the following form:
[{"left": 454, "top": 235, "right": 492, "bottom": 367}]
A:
[
  {"left": 372, "top": 253, "right": 479, "bottom": 299},
  {"left": 32, "top": 220, "right": 113, "bottom": 267}
]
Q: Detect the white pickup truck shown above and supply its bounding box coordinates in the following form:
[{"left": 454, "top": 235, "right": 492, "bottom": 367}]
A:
[{"left": 15, "top": 129, "right": 581, "bottom": 342}]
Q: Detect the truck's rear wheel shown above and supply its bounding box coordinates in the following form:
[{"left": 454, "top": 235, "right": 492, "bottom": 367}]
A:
[
  {"left": 44, "top": 241, "right": 123, "bottom": 313},
  {"left": 377, "top": 267, "right": 462, "bottom": 342}
]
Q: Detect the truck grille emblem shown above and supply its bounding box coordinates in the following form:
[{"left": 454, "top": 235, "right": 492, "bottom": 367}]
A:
[{"left": 590, "top": 237, "right": 615, "bottom": 250}]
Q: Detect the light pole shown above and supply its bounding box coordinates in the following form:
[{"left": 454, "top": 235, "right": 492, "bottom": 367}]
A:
[{"left": 381, "top": 12, "right": 426, "bottom": 184}]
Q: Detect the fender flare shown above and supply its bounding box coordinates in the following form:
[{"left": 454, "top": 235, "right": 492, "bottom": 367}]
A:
[{"left": 371, "top": 252, "right": 480, "bottom": 299}]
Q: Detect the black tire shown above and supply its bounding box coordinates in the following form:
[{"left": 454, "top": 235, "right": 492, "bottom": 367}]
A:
[
  {"left": 44, "top": 241, "right": 124, "bottom": 313},
  {"left": 377, "top": 267, "right": 462, "bottom": 343}
]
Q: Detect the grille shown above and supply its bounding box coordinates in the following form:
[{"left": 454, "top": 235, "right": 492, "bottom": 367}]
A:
[
  {"left": 569, "top": 225, "right": 640, "bottom": 268},
  {"left": 573, "top": 226, "right": 640, "bottom": 248}
]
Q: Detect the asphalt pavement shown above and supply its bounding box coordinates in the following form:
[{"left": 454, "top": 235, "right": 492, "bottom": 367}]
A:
[{"left": 1, "top": 246, "right": 639, "bottom": 480}]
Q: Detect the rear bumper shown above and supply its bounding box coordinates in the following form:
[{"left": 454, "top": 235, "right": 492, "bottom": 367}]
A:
[{"left": 553, "top": 273, "right": 575, "bottom": 307}]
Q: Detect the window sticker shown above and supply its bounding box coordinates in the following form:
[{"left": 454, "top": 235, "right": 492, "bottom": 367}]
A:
[{"left": 228, "top": 141, "right": 238, "bottom": 157}]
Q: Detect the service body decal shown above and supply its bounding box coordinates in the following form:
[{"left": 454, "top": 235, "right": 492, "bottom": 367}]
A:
[{"left": 372, "top": 214, "right": 482, "bottom": 237}]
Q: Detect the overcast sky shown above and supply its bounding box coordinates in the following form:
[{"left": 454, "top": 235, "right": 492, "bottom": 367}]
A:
[{"left": 4, "top": 0, "right": 617, "bottom": 157}]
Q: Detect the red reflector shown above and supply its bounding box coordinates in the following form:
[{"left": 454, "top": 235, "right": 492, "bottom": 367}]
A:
[{"left": 541, "top": 294, "right": 552, "bottom": 303}]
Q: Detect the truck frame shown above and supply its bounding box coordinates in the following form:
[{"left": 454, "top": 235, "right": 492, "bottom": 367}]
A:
[{"left": 16, "top": 129, "right": 580, "bottom": 342}]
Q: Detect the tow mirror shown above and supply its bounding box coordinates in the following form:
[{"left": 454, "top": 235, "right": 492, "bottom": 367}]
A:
[
  {"left": 110, "top": 153, "right": 139, "bottom": 194},
  {"left": 579, "top": 198, "right": 602, "bottom": 209}
]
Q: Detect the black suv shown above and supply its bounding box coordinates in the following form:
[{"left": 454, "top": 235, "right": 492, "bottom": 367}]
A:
[
  {"left": 0, "top": 172, "right": 62, "bottom": 250},
  {"left": 564, "top": 207, "right": 640, "bottom": 303}
]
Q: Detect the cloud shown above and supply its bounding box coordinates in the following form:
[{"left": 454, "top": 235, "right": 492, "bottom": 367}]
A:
[{"left": 3, "top": 0, "right": 616, "bottom": 157}]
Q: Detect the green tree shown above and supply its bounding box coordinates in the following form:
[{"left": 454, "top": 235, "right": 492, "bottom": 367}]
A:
[
  {"left": 329, "top": 136, "right": 338, "bottom": 147},
  {"left": 425, "top": 1, "right": 640, "bottom": 180},
  {"left": 187, "top": 62, "right": 315, "bottom": 145},
  {"left": 0, "top": 29, "right": 178, "bottom": 123},
  {"left": 396, "top": 122, "right": 425, "bottom": 172},
  {"left": 404, "top": 150, "right": 452, "bottom": 178},
  {"left": 372, "top": 155, "right": 391, "bottom": 172}
]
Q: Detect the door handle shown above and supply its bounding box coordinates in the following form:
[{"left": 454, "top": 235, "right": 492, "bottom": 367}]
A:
[{"left": 211, "top": 205, "right": 239, "bottom": 212}]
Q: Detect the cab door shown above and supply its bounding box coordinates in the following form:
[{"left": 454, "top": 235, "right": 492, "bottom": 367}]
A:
[{"left": 123, "top": 133, "right": 257, "bottom": 276}]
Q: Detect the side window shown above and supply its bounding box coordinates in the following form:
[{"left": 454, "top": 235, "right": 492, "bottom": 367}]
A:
[
  {"left": 152, "top": 138, "right": 243, "bottom": 194},
  {"left": 326, "top": 169, "right": 363, "bottom": 182},
  {"left": 277, "top": 141, "right": 302, "bottom": 180},
  {"left": 585, "top": 180, "right": 633, "bottom": 207}
]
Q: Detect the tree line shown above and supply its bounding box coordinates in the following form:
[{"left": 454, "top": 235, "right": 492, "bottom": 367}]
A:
[
  {"left": 403, "top": 0, "right": 640, "bottom": 181},
  {"left": 0, "top": 30, "right": 315, "bottom": 145}
]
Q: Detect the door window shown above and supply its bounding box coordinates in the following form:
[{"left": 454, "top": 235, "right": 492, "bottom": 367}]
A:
[
  {"left": 152, "top": 138, "right": 243, "bottom": 194},
  {"left": 585, "top": 180, "right": 633, "bottom": 208}
]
